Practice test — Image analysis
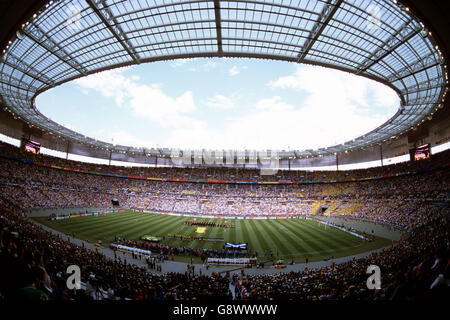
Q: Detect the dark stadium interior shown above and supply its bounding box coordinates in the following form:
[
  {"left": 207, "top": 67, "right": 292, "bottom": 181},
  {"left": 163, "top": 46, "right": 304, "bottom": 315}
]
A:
[{"left": 0, "top": 0, "right": 449, "bottom": 303}]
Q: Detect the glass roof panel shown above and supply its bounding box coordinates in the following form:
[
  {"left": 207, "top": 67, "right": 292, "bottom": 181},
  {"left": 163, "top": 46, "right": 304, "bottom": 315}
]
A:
[{"left": 0, "top": 0, "right": 446, "bottom": 158}]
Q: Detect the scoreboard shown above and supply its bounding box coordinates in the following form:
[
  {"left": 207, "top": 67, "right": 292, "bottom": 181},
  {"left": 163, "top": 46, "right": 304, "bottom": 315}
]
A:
[
  {"left": 23, "top": 139, "right": 41, "bottom": 154},
  {"left": 410, "top": 144, "right": 430, "bottom": 161}
]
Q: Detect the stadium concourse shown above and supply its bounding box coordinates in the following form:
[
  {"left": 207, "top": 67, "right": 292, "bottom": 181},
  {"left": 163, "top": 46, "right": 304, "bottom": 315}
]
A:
[{"left": 0, "top": 141, "right": 449, "bottom": 301}]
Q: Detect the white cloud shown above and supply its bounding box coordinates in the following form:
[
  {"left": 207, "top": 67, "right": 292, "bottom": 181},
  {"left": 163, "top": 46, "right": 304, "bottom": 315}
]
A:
[
  {"left": 163, "top": 125, "right": 215, "bottom": 150},
  {"left": 171, "top": 59, "right": 188, "bottom": 68},
  {"left": 255, "top": 96, "right": 293, "bottom": 112},
  {"left": 224, "top": 64, "right": 401, "bottom": 149},
  {"left": 74, "top": 68, "right": 201, "bottom": 129},
  {"left": 127, "top": 85, "right": 197, "bottom": 127},
  {"left": 70, "top": 63, "right": 399, "bottom": 151},
  {"left": 164, "top": 65, "right": 400, "bottom": 150},
  {"left": 229, "top": 65, "right": 248, "bottom": 76},
  {"left": 202, "top": 60, "right": 217, "bottom": 72},
  {"left": 110, "top": 130, "right": 154, "bottom": 149},
  {"left": 74, "top": 68, "right": 133, "bottom": 106},
  {"left": 206, "top": 94, "right": 235, "bottom": 110},
  {"left": 170, "top": 58, "right": 197, "bottom": 68},
  {"left": 267, "top": 65, "right": 399, "bottom": 115},
  {"left": 193, "top": 59, "right": 217, "bottom": 72},
  {"left": 185, "top": 60, "right": 218, "bottom": 72}
]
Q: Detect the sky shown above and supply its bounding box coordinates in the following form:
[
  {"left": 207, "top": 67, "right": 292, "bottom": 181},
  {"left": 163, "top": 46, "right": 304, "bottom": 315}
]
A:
[{"left": 36, "top": 58, "right": 400, "bottom": 152}]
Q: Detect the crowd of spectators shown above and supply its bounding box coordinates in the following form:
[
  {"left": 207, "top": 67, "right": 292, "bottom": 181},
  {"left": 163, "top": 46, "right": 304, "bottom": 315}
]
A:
[
  {"left": 0, "top": 141, "right": 449, "bottom": 300},
  {"left": 0, "top": 144, "right": 448, "bottom": 221},
  {"left": 1, "top": 197, "right": 448, "bottom": 301},
  {"left": 243, "top": 212, "right": 450, "bottom": 300},
  {"left": 0, "top": 204, "right": 230, "bottom": 301}
]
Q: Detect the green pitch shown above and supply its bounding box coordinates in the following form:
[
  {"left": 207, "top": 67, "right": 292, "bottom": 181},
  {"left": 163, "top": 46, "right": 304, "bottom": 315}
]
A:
[{"left": 34, "top": 211, "right": 392, "bottom": 263}]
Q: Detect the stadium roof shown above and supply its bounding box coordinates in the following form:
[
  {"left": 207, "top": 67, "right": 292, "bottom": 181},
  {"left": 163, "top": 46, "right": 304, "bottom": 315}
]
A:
[{"left": 0, "top": 0, "right": 448, "bottom": 159}]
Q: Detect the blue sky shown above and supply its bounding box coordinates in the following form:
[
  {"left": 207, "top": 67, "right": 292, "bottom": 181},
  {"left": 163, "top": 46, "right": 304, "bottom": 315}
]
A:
[{"left": 36, "top": 58, "right": 399, "bottom": 151}]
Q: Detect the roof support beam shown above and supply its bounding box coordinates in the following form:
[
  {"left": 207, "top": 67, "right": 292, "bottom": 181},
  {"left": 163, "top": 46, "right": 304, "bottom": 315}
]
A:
[
  {"left": 23, "top": 24, "right": 87, "bottom": 76},
  {"left": 297, "top": 0, "right": 343, "bottom": 62},
  {"left": 86, "top": 0, "right": 141, "bottom": 64},
  {"left": 405, "top": 96, "right": 438, "bottom": 106},
  {"left": 0, "top": 92, "right": 29, "bottom": 102},
  {"left": 401, "top": 110, "right": 429, "bottom": 116},
  {"left": 356, "top": 18, "right": 421, "bottom": 74},
  {"left": 213, "top": 0, "right": 223, "bottom": 54},
  {"left": 402, "top": 82, "right": 445, "bottom": 95},
  {"left": 374, "top": 127, "right": 401, "bottom": 134},
  {"left": 1, "top": 53, "right": 54, "bottom": 86},
  {"left": 386, "top": 52, "right": 441, "bottom": 82},
  {"left": 0, "top": 72, "right": 38, "bottom": 92}
]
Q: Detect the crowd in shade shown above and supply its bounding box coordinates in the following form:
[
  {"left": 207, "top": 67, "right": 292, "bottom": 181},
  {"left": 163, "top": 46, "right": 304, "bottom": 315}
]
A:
[
  {"left": 0, "top": 141, "right": 449, "bottom": 183},
  {"left": 243, "top": 214, "right": 449, "bottom": 300},
  {"left": 0, "top": 141, "right": 449, "bottom": 300},
  {"left": 0, "top": 203, "right": 230, "bottom": 301}
]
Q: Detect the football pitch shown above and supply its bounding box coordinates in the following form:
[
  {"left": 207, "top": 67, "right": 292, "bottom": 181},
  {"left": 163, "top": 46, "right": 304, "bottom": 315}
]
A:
[{"left": 34, "top": 211, "right": 392, "bottom": 263}]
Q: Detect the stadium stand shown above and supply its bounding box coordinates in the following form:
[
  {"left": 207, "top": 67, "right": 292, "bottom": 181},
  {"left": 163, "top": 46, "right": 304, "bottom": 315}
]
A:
[{"left": 0, "top": 141, "right": 449, "bottom": 300}]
